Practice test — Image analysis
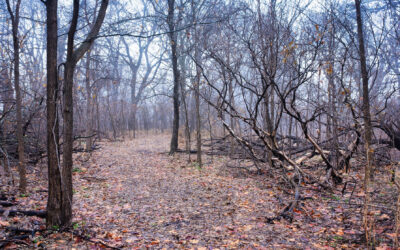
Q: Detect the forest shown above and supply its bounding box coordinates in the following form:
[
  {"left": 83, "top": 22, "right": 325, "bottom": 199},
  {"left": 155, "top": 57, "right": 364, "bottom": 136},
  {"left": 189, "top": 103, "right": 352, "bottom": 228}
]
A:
[{"left": 0, "top": 0, "right": 400, "bottom": 248}]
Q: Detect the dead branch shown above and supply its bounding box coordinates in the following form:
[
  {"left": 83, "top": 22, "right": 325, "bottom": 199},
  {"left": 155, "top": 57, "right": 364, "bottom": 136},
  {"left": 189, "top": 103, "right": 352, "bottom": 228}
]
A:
[
  {"left": 0, "top": 201, "right": 17, "bottom": 207},
  {"left": 70, "top": 230, "right": 123, "bottom": 250},
  {"left": 0, "top": 209, "right": 46, "bottom": 218}
]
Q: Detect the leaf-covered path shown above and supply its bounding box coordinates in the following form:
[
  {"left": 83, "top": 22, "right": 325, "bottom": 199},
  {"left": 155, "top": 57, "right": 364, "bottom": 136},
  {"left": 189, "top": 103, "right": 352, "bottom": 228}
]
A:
[
  {"left": 69, "top": 134, "right": 365, "bottom": 249},
  {"left": 74, "top": 134, "right": 286, "bottom": 248},
  {"left": 2, "top": 134, "right": 396, "bottom": 249}
]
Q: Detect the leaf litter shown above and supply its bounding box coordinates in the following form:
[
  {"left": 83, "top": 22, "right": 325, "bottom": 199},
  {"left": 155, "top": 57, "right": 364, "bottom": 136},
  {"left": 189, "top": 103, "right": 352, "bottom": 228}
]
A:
[{"left": 1, "top": 134, "right": 399, "bottom": 249}]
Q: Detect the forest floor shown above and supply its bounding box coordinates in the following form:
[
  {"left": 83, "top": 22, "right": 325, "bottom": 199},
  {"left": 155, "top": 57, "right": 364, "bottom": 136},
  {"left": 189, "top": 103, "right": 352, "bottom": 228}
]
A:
[{"left": 0, "top": 133, "right": 398, "bottom": 249}]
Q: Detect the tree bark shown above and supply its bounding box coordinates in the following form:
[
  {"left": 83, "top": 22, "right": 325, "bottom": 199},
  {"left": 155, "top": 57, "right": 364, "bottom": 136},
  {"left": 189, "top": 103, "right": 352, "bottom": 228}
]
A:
[
  {"left": 1, "top": 50, "right": 13, "bottom": 180},
  {"left": 355, "top": 0, "right": 374, "bottom": 246},
  {"left": 168, "top": 0, "right": 180, "bottom": 154},
  {"left": 195, "top": 78, "right": 202, "bottom": 166},
  {"left": 60, "top": 0, "right": 109, "bottom": 227},
  {"left": 178, "top": 37, "right": 191, "bottom": 160},
  {"left": 61, "top": 0, "right": 80, "bottom": 228},
  {"left": 180, "top": 72, "right": 191, "bottom": 160},
  {"left": 45, "top": 0, "right": 63, "bottom": 228},
  {"left": 327, "top": 20, "right": 340, "bottom": 169},
  {"left": 6, "top": 0, "right": 26, "bottom": 194},
  {"left": 85, "top": 52, "right": 93, "bottom": 151},
  {"left": 193, "top": 7, "right": 202, "bottom": 166}
]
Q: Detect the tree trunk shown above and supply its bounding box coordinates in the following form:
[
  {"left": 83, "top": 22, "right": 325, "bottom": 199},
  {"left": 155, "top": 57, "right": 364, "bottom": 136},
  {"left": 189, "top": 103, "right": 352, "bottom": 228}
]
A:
[
  {"left": 168, "top": 0, "right": 180, "bottom": 154},
  {"left": 288, "top": 116, "right": 293, "bottom": 157},
  {"left": 132, "top": 106, "right": 137, "bottom": 138},
  {"left": 0, "top": 147, "right": 11, "bottom": 179},
  {"left": 130, "top": 71, "right": 138, "bottom": 138},
  {"left": 106, "top": 83, "right": 117, "bottom": 140},
  {"left": 178, "top": 39, "right": 191, "bottom": 160},
  {"left": 328, "top": 22, "right": 340, "bottom": 169},
  {"left": 195, "top": 80, "right": 202, "bottom": 166},
  {"left": 6, "top": 0, "right": 26, "bottom": 194},
  {"left": 1, "top": 56, "right": 13, "bottom": 179},
  {"left": 96, "top": 93, "right": 101, "bottom": 138},
  {"left": 121, "top": 99, "right": 126, "bottom": 139},
  {"left": 60, "top": 0, "right": 80, "bottom": 228},
  {"left": 180, "top": 76, "right": 191, "bottom": 160},
  {"left": 264, "top": 89, "right": 275, "bottom": 168},
  {"left": 355, "top": 0, "right": 374, "bottom": 246},
  {"left": 62, "top": 61, "right": 75, "bottom": 227},
  {"left": 45, "top": 0, "right": 63, "bottom": 228},
  {"left": 229, "top": 74, "right": 236, "bottom": 156},
  {"left": 85, "top": 52, "right": 93, "bottom": 151},
  {"left": 193, "top": 14, "right": 202, "bottom": 167},
  {"left": 50, "top": 0, "right": 108, "bottom": 228}
]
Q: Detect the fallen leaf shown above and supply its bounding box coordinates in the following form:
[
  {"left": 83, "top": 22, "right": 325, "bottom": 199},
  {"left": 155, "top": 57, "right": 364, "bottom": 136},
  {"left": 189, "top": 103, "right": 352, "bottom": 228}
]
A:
[
  {"left": 126, "top": 236, "right": 138, "bottom": 243},
  {"left": 150, "top": 240, "right": 160, "bottom": 245},
  {"left": 189, "top": 239, "right": 199, "bottom": 244},
  {"left": 243, "top": 225, "right": 253, "bottom": 232}
]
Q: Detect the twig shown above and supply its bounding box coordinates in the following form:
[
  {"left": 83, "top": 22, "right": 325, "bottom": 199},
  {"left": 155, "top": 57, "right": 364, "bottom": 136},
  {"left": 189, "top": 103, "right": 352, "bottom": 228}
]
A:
[
  {"left": 70, "top": 230, "right": 123, "bottom": 250},
  {"left": 225, "top": 164, "right": 252, "bottom": 173},
  {"left": 327, "top": 201, "right": 396, "bottom": 211}
]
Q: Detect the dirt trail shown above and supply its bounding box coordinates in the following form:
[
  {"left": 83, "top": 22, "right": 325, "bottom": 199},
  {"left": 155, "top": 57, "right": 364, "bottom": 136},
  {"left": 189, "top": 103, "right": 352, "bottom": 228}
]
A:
[
  {"left": 70, "top": 134, "right": 374, "bottom": 249},
  {"left": 73, "top": 134, "right": 298, "bottom": 248},
  {"left": 1, "top": 134, "right": 370, "bottom": 248}
]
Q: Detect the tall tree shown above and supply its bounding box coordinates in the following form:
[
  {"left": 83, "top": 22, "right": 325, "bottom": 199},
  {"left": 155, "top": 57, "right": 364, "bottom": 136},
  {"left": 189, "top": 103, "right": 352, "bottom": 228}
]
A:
[
  {"left": 121, "top": 33, "right": 161, "bottom": 139},
  {"left": 5, "top": 0, "right": 27, "bottom": 193},
  {"left": 44, "top": 0, "right": 109, "bottom": 228},
  {"left": 167, "top": 0, "right": 181, "bottom": 154},
  {"left": 45, "top": 0, "right": 62, "bottom": 227},
  {"left": 84, "top": 51, "right": 93, "bottom": 151},
  {"left": 355, "top": 0, "right": 374, "bottom": 245},
  {"left": 191, "top": 0, "right": 202, "bottom": 167},
  {"left": 61, "top": 0, "right": 109, "bottom": 227}
]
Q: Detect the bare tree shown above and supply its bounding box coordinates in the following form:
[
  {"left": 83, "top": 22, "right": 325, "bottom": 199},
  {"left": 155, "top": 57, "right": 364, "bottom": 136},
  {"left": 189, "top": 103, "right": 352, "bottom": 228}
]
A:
[
  {"left": 45, "top": 0, "right": 62, "bottom": 227},
  {"left": 61, "top": 0, "right": 108, "bottom": 227},
  {"left": 354, "top": 0, "right": 374, "bottom": 245},
  {"left": 120, "top": 33, "right": 162, "bottom": 138},
  {"left": 43, "top": 0, "right": 110, "bottom": 228},
  {"left": 5, "top": 0, "right": 26, "bottom": 193},
  {"left": 192, "top": 2, "right": 202, "bottom": 167},
  {"left": 167, "top": 0, "right": 181, "bottom": 154}
]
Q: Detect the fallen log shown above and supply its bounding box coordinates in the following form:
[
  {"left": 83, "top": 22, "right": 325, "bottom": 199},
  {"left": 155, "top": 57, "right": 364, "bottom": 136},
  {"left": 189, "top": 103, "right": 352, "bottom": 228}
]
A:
[
  {"left": 376, "top": 121, "right": 400, "bottom": 151},
  {"left": 0, "top": 201, "right": 17, "bottom": 207},
  {"left": 6, "top": 226, "right": 46, "bottom": 234},
  {"left": 175, "top": 149, "right": 198, "bottom": 154},
  {"left": 81, "top": 176, "right": 107, "bottom": 182},
  {"left": 0, "top": 237, "right": 30, "bottom": 248},
  {"left": 0, "top": 209, "right": 46, "bottom": 218}
]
